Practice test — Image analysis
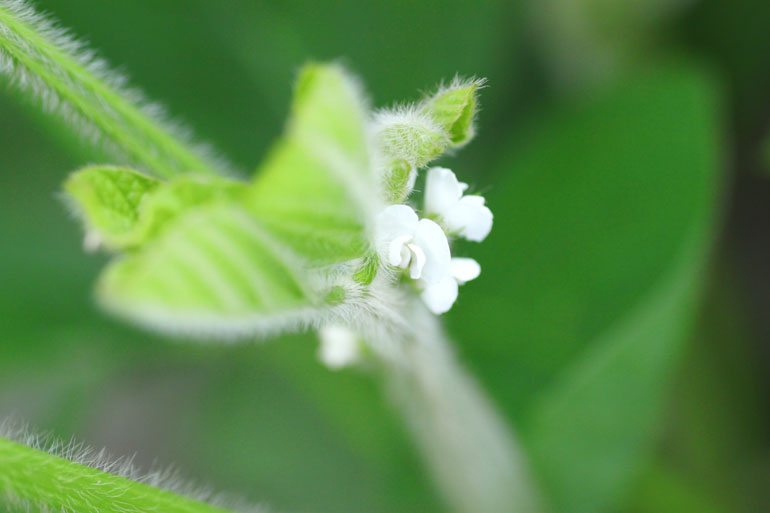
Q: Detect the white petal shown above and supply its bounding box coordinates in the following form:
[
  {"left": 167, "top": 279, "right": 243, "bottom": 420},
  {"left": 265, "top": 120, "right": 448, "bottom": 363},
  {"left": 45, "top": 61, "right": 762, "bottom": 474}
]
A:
[
  {"left": 460, "top": 195, "right": 485, "bottom": 207},
  {"left": 424, "top": 167, "right": 463, "bottom": 217},
  {"left": 420, "top": 274, "right": 459, "bottom": 314},
  {"left": 445, "top": 196, "right": 493, "bottom": 242},
  {"left": 413, "top": 218, "right": 451, "bottom": 283},
  {"left": 407, "top": 243, "right": 426, "bottom": 279},
  {"left": 450, "top": 258, "right": 481, "bottom": 284},
  {"left": 318, "top": 325, "right": 360, "bottom": 370},
  {"left": 388, "top": 234, "right": 413, "bottom": 267},
  {"left": 375, "top": 204, "right": 419, "bottom": 257}
]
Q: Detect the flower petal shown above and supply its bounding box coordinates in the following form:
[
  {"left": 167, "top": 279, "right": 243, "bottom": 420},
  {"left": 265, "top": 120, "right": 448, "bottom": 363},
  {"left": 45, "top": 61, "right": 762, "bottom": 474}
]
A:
[
  {"left": 459, "top": 195, "right": 485, "bottom": 207},
  {"left": 388, "top": 234, "right": 413, "bottom": 267},
  {"left": 424, "top": 167, "right": 463, "bottom": 217},
  {"left": 407, "top": 242, "right": 426, "bottom": 279},
  {"left": 420, "top": 274, "right": 459, "bottom": 314},
  {"left": 413, "top": 218, "right": 451, "bottom": 283},
  {"left": 445, "top": 196, "right": 493, "bottom": 242},
  {"left": 450, "top": 257, "right": 481, "bottom": 284},
  {"left": 375, "top": 204, "right": 419, "bottom": 257}
]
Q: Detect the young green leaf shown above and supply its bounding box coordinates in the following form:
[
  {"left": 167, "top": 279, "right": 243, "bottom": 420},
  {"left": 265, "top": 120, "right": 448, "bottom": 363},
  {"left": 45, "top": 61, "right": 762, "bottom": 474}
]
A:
[
  {"left": 121, "top": 174, "right": 246, "bottom": 248},
  {"left": 97, "top": 200, "right": 319, "bottom": 338},
  {"left": 92, "top": 63, "right": 378, "bottom": 338},
  {"left": 420, "top": 77, "right": 485, "bottom": 147},
  {"left": 246, "top": 62, "right": 376, "bottom": 265},
  {"left": 64, "top": 166, "right": 160, "bottom": 250},
  {"left": 65, "top": 167, "right": 248, "bottom": 251}
]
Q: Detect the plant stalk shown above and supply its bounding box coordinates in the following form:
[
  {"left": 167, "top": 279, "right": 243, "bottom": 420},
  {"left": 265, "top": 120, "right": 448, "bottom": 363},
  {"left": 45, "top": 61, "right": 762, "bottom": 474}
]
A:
[
  {"left": 0, "top": 437, "right": 241, "bottom": 513},
  {"left": 365, "top": 301, "right": 544, "bottom": 513},
  {"left": 0, "top": 0, "right": 231, "bottom": 178}
]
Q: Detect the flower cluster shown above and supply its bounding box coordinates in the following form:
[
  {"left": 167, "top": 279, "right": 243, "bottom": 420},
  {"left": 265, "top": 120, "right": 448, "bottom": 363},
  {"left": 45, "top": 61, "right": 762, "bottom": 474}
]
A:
[{"left": 375, "top": 167, "right": 492, "bottom": 314}]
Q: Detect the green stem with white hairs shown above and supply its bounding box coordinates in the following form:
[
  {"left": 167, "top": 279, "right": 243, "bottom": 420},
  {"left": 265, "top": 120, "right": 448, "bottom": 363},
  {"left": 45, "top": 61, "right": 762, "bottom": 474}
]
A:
[
  {"left": 0, "top": 437, "right": 243, "bottom": 513},
  {"left": 358, "top": 299, "right": 544, "bottom": 513},
  {"left": 0, "top": 0, "right": 231, "bottom": 178}
]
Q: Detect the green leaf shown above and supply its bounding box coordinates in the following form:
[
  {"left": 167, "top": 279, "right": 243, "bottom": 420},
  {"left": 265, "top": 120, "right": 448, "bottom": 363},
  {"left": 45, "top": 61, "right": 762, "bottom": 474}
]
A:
[
  {"left": 97, "top": 200, "right": 316, "bottom": 337},
  {"left": 123, "top": 174, "right": 246, "bottom": 247},
  {"left": 92, "top": 63, "right": 376, "bottom": 337},
  {"left": 449, "top": 64, "right": 722, "bottom": 512},
  {"left": 64, "top": 166, "right": 160, "bottom": 249},
  {"left": 64, "top": 167, "right": 243, "bottom": 250},
  {"left": 246, "top": 62, "right": 375, "bottom": 265},
  {"left": 420, "top": 77, "right": 484, "bottom": 147}
]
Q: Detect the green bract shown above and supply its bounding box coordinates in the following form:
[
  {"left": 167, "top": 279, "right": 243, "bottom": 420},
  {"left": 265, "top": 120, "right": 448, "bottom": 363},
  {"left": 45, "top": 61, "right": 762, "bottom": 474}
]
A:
[
  {"left": 374, "top": 78, "right": 484, "bottom": 203},
  {"left": 420, "top": 78, "right": 484, "bottom": 148}
]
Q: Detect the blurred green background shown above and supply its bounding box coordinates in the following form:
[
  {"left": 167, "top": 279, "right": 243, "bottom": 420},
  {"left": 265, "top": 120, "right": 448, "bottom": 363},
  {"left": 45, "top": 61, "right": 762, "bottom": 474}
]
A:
[{"left": 2, "top": 1, "right": 769, "bottom": 512}]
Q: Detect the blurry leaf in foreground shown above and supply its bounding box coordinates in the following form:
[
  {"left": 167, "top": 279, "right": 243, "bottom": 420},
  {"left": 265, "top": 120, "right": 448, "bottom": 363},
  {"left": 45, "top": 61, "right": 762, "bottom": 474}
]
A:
[
  {"left": 449, "top": 63, "right": 722, "bottom": 512},
  {"left": 87, "top": 63, "right": 373, "bottom": 338}
]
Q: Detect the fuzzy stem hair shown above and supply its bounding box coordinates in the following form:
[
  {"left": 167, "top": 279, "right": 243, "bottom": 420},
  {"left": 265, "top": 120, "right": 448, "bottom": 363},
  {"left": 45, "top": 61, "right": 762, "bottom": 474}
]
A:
[
  {"left": 0, "top": 422, "right": 268, "bottom": 513},
  {"left": 0, "top": 0, "right": 233, "bottom": 178},
  {"left": 348, "top": 294, "right": 545, "bottom": 513}
]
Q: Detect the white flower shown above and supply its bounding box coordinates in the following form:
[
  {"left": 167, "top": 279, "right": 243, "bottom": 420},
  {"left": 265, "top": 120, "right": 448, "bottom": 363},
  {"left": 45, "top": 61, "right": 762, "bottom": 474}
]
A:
[
  {"left": 424, "top": 167, "right": 493, "bottom": 242},
  {"left": 318, "top": 324, "right": 361, "bottom": 370},
  {"left": 420, "top": 257, "right": 481, "bottom": 314},
  {"left": 375, "top": 204, "right": 450, "bottom": 283}
]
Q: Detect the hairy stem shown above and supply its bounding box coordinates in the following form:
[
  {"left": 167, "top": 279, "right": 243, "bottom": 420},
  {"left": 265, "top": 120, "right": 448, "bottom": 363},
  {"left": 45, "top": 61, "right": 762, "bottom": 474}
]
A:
[
  {"left": 365, "top": 302, "right": 544, "bottom": 513},
  {"left": 0, "top": 437, "right": 240, "bottom": 513},
  {"left": 0, "top": 0, "right": 231, "bottom": 178}
]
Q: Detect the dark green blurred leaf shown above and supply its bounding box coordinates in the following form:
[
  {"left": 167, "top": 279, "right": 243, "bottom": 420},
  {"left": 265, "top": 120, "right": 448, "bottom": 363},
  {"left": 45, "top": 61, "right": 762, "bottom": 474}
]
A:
[{"left": 449, "top": 63, "right": 723, "bottom": 512}]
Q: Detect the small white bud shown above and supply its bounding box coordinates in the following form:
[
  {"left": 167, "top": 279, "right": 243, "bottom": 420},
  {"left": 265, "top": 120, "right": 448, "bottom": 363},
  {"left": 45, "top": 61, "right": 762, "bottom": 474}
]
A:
[{"left": 318, "top": 324, "right": 361, "bottom": 370}]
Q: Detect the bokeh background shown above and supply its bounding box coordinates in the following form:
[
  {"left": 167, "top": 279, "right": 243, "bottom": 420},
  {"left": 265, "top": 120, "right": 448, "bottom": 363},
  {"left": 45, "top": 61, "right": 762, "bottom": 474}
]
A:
[{"left": 2, "top": 1, "right": 769, "bottom": 512}]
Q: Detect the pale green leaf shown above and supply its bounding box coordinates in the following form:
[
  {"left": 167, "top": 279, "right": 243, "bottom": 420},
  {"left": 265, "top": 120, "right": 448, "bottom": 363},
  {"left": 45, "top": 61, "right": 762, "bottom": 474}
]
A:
[
  {"left": 64, "top": 166, "right": 160, "bottom": 249},
  {"left": 93, "top": 63, "right": 377, "bottom": 337},
  {"left": 97, "top": 201, "right": 318, "bottom": 338},
  {"left": 124, "top": 174, "right": 246, "bottom": 247},
  {"left": 246, "top": 62, "right": 376, "bottom": 265},
  {"left": 65, "top": 167, "right": 243, "bottom": 250}
]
